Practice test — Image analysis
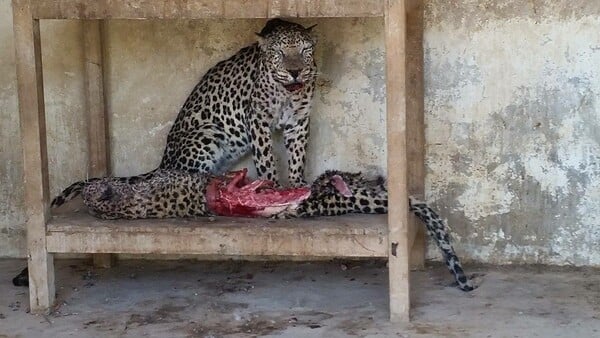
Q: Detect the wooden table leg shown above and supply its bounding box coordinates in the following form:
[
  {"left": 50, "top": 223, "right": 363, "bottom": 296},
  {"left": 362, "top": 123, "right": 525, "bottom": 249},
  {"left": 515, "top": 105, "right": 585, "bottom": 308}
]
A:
[
  {"left": 13, "top": 0, "right": 55, "bottom": 314},
  {"left": 93, "top": 253, "right": 115, "bottom": 268},
  {"left": 83, "top": 20, "right": 115, "bottom": 268},
  {"left": 385, "top": 0, "right": 410, "bottom": 323},
  {"left": 406, "top": 0, "right": 425, "bottom": 270}
]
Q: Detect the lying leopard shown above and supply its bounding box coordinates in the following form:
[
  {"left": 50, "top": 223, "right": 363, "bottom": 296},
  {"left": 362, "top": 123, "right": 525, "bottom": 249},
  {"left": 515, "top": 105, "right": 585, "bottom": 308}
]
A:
[
  {"left": 50, "top": 170, "right": 375, "bottom": 219},
  {"left": 47, "top": 170, "right": 474, "bottom": 291},
  {"left": 280, "top": 171, "right": 475, "bottom": 291}
]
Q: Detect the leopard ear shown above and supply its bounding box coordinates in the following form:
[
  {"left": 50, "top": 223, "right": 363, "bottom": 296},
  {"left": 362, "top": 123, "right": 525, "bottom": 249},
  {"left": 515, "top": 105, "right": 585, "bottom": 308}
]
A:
[
  {"left": 255, "top": 32, "right": 266, "bottom": 42},
  {"left": 255, "top": 33, "right": 268, "bottom": 50},
  {"left": 331, "top": 175, "right": 353, "bottom": 197}
]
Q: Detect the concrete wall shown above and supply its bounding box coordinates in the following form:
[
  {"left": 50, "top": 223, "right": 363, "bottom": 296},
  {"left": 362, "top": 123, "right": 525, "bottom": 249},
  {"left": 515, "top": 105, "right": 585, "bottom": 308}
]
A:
[
  {"left": 0, "top": 0, "right": 24, "bottom": 257},
  {"left": 424, "top": 0, "right": 600, "bottom": 265},
  {"left": 0, "top": 0, "right": 599, "bottom": 266},
  {"left": 1, "top": 4, "right": 89, "bottom": 256}
]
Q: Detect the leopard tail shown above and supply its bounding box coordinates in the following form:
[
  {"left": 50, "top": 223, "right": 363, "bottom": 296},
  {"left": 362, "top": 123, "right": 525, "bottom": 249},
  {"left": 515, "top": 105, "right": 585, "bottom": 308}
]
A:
[
  {"left": 409, "top": 196, "right": 475, "bottom": 292},
  {"left": 50, "top": 178, "right": 100, "bottom": 208}
]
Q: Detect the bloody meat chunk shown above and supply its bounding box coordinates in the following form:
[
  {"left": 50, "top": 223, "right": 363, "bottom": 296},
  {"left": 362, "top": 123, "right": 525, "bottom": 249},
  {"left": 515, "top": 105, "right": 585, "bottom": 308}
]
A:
[{"left": 206, "top": 169, "right": 311, "bottom": 217}]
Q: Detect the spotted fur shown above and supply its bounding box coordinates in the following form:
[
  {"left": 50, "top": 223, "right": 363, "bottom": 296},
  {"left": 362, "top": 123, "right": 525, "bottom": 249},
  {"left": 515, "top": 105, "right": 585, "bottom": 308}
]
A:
[
  {"left": 55, "top": 170, "right": 382, "bottom": 220},
  {"left": 159, "top": 18, "right": 317, "bottom": 186},
  {"left": 283, "top": 169, "right": 477, "bottom": 292},
  {"left": 280, "top": 171, "right": 475, "bottom": 291},
  {"left": 283, "top": 170, "right": 388, "bottom": 217},
  {"left": 50, "top": 172, "right": 156, "bottom": 208},
  {"left": 79, "top": 170, "right": 209, "bottom": 220}
]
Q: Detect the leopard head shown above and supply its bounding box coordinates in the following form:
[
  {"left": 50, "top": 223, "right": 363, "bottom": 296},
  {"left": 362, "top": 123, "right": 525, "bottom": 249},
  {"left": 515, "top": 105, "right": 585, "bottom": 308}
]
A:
[
  {"left": 256, "top": 19, "right": 317, "bottom": 92},
  {"left": 307, "top": 170, "right": 387, "bottom": 215},
  {"left": 311, "top": 171, "right": 370, "bottom": 197}
]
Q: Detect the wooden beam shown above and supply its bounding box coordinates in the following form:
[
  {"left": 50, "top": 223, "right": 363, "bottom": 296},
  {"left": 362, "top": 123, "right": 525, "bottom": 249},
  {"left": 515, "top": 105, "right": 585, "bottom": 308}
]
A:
[
  {"left": 385, "top": 0, "right": 410, "bottom": 323},
  {"left": 12, "top": 0, "right": 55, "bottom": 314},
  {"left": 268, "top": 0, "right": 384, "bottom": 17},
  {"left": 31, "top": 0, "right": 385, "bottom": 19},
  {"left": 406, "top": 0, "right": 425, "bottom": 270},
  {"left": 84, "top": 20, "right": 109, "bottom": 179},
  {"left": 46, "top": 212, "right": 388, "bottom": 258},
  {"left": 82, "top": 20, "right": 114, "bottom": 269}
]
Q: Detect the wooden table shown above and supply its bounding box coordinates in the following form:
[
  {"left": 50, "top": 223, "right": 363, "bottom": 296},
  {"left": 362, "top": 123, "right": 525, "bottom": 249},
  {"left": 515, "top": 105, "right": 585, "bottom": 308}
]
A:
[{"left": 12, "top": 0, "right": 424, "bottom": 322}]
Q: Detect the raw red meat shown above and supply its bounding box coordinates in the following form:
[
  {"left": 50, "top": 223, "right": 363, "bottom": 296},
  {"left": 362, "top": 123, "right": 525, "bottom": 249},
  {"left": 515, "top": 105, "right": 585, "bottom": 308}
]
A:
[{"left": 206, "top": 168, "right": 311, "bottom": 217}]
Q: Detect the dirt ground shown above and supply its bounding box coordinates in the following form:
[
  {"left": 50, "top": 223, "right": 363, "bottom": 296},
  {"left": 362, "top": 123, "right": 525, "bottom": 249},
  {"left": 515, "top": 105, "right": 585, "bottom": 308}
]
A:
[{"left": 0, "top": 258, "right": 598, "bottom": 337}]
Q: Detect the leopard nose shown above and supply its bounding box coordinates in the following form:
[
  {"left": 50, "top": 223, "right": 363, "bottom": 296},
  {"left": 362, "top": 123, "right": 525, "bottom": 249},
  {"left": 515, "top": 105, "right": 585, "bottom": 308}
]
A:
[{"left": 288, "top": 69, "right": 300, "bottom": 79}]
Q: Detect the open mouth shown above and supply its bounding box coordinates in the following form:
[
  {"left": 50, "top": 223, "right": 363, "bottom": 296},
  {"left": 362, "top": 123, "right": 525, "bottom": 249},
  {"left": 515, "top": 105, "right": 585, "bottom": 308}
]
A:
[{"left": 284, "top": 83, "right": 304, "bottom": 92}]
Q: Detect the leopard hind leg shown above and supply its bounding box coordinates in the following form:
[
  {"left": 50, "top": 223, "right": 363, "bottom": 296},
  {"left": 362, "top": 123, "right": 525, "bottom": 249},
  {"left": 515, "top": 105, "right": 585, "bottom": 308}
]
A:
[
  {"left": 409, "top": 197, "right": 475, "bottom": 292},
  {"left": 160, "top": 124, "right": 249, "bottom": 175}
]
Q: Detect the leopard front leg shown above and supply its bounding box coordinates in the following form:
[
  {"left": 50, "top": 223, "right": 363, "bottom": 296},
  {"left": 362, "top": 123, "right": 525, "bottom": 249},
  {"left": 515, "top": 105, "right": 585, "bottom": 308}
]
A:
[
  {"left": 248, "top": 108, "right": 279, "bottom": 183},
  {"left": 283, "top": 116, "right": 309, "bottom": 187}
]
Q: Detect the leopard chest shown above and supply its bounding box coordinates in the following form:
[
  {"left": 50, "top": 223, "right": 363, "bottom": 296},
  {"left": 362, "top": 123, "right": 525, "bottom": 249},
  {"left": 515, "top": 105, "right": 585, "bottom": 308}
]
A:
[{"left": 269, "top": 92, "right": 312, "bottom": 130}]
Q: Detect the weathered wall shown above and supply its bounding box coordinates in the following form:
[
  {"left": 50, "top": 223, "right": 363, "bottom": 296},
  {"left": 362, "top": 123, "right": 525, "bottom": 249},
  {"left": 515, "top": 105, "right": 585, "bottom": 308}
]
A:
[
  {"left": 0, "top": 0, "right": 88, "bottom": 257},
  {"left": 424, "top": 0, "right": 600, "bottom": 265},
  {"left": 1, "top": 0, "right": 599, "bottom": 266},
  {"left": 0, "top": 0, "right": 24, "bottom": 257}
]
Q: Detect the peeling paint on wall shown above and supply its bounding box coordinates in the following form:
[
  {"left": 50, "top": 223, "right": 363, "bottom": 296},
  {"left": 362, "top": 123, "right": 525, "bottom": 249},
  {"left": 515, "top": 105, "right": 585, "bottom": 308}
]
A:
[
  {"left": 425, "top": 0, "right": 600, "bottom": 266},
  {"left": 0, "top": 1, "right": 89, "bottom": 256},
  {"left": 0, "top": 0, "right": 25, "bottom": 258}
]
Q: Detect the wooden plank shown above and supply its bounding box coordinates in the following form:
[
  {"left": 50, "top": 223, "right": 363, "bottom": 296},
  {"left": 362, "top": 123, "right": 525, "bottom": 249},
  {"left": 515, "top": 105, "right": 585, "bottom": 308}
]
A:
[
  {"left": 12, "top": 0, "right": 55, "bottom": 314},
  {"left": 269, "top": 0, "right": 384, "bottom": 17},
  {"left": 32, "top": 0, "right": 384, "bottom": 19},
  {"left": 83, "top": 20, "right": 115, "bottom": 268},
  {"left": 385, "top": 0, "right": 410, "bottom": 322},
  {"left": 93, "top": 253, "right": 115, "bottom": 268},
  {"left": 84, "top": 20, "right": 109, "bottom": 178},
  {"left": 46, "top": 212, "right": 388, "bottom": 257},
  {"left": 268, "top": 0, "right": 297, "bottom": 17},
  {"left": 406, "top": 0, "right": 425, "bottom": 270}
]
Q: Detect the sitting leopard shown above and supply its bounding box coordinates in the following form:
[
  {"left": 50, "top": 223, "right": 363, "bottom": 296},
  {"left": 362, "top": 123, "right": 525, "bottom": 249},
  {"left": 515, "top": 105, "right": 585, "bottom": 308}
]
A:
[
  {"left": 47, "top": 170, "right": 474, "bottom": 291},
  {"left": 159, "top": 18, "right": 317, "bottom": 186},
  {"left": 52, "top": 18, "right": 317, "bottom": 208}
]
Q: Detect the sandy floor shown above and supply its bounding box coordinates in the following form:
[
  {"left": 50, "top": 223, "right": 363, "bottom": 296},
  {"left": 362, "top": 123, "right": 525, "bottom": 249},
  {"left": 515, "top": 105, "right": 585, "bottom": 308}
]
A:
[{"left": 0, "top": 258, "right": 599, "bottom": 337}]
